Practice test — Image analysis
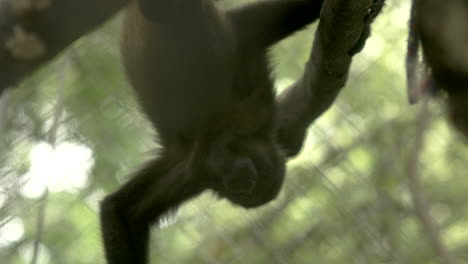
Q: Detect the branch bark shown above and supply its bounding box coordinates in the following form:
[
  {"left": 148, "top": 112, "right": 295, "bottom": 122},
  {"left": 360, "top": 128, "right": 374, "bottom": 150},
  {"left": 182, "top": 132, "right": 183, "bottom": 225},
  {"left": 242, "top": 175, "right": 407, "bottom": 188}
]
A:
[
  {"left": 276, "top": 0, "right": 377, "bottom": 157},
  {"left": 0, "top": 0, "right": 127, "bottom": 92}
]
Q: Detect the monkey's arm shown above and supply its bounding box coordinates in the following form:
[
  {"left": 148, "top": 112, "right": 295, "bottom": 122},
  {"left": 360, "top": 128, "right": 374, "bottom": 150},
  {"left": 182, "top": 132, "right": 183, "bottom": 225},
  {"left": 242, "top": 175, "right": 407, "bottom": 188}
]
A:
[
  {"left": 100, "top": 157, "right": 204, "bottom": 264},
  {"left": 275, "top": 0, "right": 385, "bottom": 157},
  {"left": 226, "top": 0, "right": 323, "bottom": 52}
]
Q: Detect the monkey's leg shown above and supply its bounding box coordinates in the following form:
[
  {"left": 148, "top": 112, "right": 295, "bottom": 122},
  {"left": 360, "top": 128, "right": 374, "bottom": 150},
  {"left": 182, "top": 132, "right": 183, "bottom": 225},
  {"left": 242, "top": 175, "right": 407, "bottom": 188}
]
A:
[
  {"left": 100, "top": 157, "right": 203, "bottom": 264},
  {"left": 226, "top": 0, "right": 324, "bottom": 51}
]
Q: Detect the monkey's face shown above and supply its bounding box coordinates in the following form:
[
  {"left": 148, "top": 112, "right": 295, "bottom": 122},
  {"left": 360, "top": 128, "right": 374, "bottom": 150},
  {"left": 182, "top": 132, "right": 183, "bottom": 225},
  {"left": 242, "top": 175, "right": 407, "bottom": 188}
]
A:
[{"left": 203, "top": 134, "right": 286, "bottom": 208}]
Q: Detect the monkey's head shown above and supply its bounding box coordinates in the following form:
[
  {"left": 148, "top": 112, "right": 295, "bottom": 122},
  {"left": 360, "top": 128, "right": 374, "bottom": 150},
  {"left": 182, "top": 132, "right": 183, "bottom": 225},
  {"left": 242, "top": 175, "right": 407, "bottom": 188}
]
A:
[
  {"left": 203, "top": 133, "right": 286, "bottom": 208},
  {"left": 192, "top": 102, "right": 286, "bottom": 208}
]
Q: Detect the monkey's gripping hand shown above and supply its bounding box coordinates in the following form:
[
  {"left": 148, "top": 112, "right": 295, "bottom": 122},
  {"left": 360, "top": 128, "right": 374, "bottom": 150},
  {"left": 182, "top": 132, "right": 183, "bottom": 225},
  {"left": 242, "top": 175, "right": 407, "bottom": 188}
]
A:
[{"left": 348, "top": 0, "right": 386, "bottom": 55}]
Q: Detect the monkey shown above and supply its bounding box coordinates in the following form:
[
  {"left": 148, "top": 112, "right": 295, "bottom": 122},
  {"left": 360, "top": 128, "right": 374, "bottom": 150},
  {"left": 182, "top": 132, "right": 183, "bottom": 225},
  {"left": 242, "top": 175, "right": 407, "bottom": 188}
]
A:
[
  {"left": 406, "top": 0, "right": 468, "bottom": 138},
  {"left": 349, "top": 0, "right": 386, "bottom": 56},
  {"left": 99, "top": 0, "right": 324, "bottom": 263}
]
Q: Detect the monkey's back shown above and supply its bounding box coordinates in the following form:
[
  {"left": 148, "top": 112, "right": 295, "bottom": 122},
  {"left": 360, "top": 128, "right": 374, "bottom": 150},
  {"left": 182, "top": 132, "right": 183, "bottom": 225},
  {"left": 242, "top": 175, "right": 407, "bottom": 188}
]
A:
[{"left": 122, "top": 1, "right": 239, "bottom": 144}]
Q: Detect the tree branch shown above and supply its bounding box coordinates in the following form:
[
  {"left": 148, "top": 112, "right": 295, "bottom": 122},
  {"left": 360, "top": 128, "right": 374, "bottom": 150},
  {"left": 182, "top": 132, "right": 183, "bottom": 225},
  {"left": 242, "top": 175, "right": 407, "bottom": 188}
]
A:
[
  {"left": 276, "top": 0, "right": 380, "bottom": 157},
  {"left": 0, "top": 0, "right": 127, "bottom": 93}
]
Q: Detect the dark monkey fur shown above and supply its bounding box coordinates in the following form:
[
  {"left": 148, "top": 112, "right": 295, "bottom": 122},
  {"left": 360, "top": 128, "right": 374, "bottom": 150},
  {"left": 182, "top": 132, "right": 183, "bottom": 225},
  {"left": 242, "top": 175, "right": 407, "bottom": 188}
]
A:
[{"left": 100, "top": 0, "right": 323, "bottom": 263}]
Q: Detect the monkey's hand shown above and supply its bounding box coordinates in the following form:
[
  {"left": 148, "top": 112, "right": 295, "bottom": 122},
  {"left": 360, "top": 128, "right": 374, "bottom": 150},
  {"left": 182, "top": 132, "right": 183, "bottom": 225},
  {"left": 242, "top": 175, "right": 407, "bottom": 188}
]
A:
[{"left": 348, "top": 0, "right": 386, "bottom": 55}]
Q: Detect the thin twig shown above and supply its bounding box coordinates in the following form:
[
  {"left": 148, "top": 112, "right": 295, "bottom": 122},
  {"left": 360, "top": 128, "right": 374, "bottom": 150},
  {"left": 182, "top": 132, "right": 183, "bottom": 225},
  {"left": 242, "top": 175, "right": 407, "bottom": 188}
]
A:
[
  {"left": 30, "top": 189, "right": 48, "bottom": 264},
  {"left": 406, "top": 100, "right": 454, "bottom": 264},
  {"left": 31, "top": 52, "right": 69, "bottom": 264}
]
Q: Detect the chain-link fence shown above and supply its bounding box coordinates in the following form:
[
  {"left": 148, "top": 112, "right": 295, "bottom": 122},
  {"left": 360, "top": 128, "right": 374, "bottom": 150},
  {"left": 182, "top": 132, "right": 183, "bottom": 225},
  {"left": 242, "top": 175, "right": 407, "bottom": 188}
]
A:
[{"left": 1, "top": 0, "right": 468, "bottom": 263}]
